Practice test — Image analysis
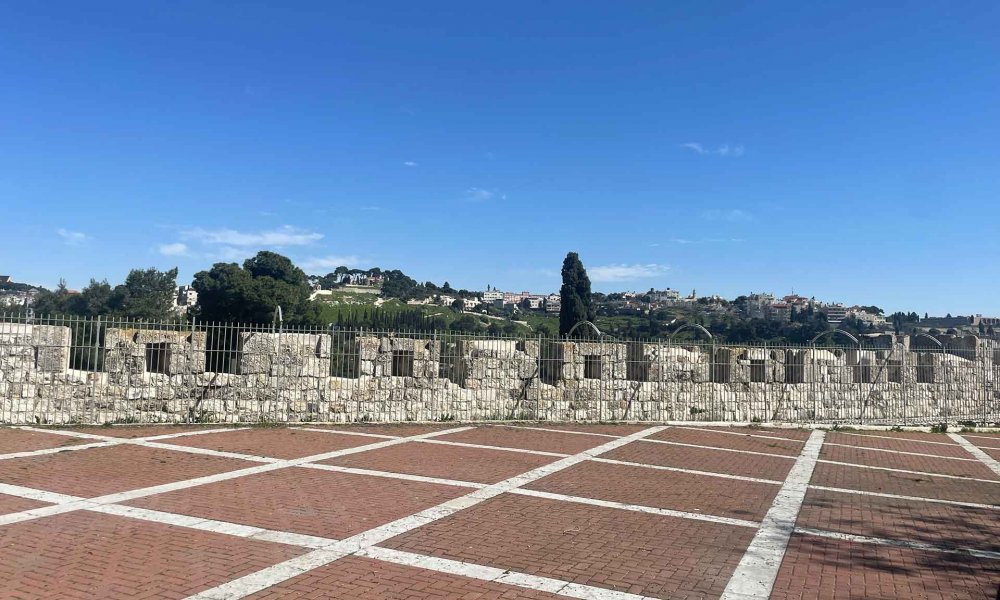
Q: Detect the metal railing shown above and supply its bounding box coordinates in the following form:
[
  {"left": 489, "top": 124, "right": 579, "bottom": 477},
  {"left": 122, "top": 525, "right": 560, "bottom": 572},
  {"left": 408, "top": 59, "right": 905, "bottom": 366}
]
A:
[{"left": 0, "top": 312, "right": 997, "bottom": 426}]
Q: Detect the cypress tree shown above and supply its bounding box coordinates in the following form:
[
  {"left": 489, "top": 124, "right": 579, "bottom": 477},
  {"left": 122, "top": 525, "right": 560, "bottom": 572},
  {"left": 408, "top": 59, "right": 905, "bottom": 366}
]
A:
[{"left": 558, "top": 252, "right": 595, "bottom": 336}]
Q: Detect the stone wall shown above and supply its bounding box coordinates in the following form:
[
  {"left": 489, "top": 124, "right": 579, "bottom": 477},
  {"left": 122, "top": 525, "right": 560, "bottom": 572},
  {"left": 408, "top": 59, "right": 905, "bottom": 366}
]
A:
[{"left": 1, "top": 325, "right": 998, "bottom": 425}]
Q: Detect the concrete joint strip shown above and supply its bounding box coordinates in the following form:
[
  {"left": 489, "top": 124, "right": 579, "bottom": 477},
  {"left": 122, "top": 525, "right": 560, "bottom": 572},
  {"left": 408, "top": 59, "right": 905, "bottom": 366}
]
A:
[
  {"left": 416, "top": 438, "right": 571, "bottom": 457},
  {"left": 297, "top": 462, "right": 486, "bottom": 489},
  {"left": 0, "top": 440, "right": 119, "bottom": 462},
  {"left": 679, "top": 426, "right": 806, "bottom": 443},
  {"left": 720, "top": 429, "right": 826, "bottom": 600},
  {"left": 291, "top": 427, "right": 400, "bottom": 440},
  {"left": 637, "top": 438, "right": 796, "bottom": 459},
  {"left": 833, "top": 431, "right": 959, "bottom": 447},
  {"left": 817, "top": 459, "right": 1000, "bottom": 484},
  {"left": 794, "top": 526, "right": 1000, "bottom": 560},
  {"left": 809, "top": 484, "right": 1000, "bottom": 510},
  {"left": 509, "top": 488, "right": 760, "bottom": 529},
  {"left": 590, "top": 456, "right": 784, "bottom": 485},
  {"left": 948, "top": 433, "right": 1000, "bottom": 478},
  {"left": 481, "top": 424, "right": 619, "bottom": 439},
  {"left": 821, "top": 442, "right": 980, "bottom": 461}
]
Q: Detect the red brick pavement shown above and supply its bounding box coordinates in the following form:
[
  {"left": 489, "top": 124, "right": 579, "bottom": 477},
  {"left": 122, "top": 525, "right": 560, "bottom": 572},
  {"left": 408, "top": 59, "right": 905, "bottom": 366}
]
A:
[
  {"left": 0, "top": 492, "right": 47, "bottom": 516},
  {"left": 650, "top": 427, "right": 803, "bottom": 456},
  {"left": 985, "top": 447, "right": 1000, "bottom": 462},
  {"left": 525, "top": 459, "right": 778, "bottom": 521},
  {"left": 379, "top": 493, "right": 755, "bottom": 599},
  {"left": 321, "top": 441, "right": 557, "bottom": 484},
  {"left": 797, "top": 488, "right": 1000, "bottom": 552},
  {"left": 770, "top": 534, "right": 1000, "bottom": 600},
  {"left": 434, "top": 425, "right": 607, "bottom": 454},
  {"left": 820, "top": 443, "right": 1000, "bottom": 480},
  {"left": 0, "top": 444, "right": 258, "bottom": 497},
  {"left": 810, "top": 462, "right": 1000, "bottom": 505},
  {"left": 245, "top": 556, "right": 569, "bottom": 599},
  {"left": 604, "top": 440, "right": 795, "bottom": 481},
  {"left": 0, "top": 510, "right": 305, "bottom": 599},
  {"left": 0, "top": 428, "right": 90, "bottom": 454},
  {"left": 722, "top": 426, "right": 814, "bottom": 441},
  {"left": 127, "top": 467, "right": 469, "bottom": 539},
  {"left": 826, "top": 431, "right": 969, "bottom": 458},
  {"left": 160, "top": 427, "right": 374, "bottom": 459}
]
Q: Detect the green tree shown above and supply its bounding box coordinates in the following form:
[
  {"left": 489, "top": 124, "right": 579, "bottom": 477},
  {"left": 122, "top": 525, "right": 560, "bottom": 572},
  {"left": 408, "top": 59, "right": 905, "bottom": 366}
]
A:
[
  {"left": 192, "top": 252, "right": 319, "bottom": 325},
  {"left": 558, "top": 252, "right": 595, "bottom": 336},
  {"left": 115, "top": 267, "right": 178, "bottom": 320}
]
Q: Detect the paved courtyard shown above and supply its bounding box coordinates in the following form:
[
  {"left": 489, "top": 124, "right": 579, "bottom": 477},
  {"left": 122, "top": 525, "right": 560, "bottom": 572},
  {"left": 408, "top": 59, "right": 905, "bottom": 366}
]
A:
[{"left": 0, "top": 422, "right": 998, "bottom": 599}]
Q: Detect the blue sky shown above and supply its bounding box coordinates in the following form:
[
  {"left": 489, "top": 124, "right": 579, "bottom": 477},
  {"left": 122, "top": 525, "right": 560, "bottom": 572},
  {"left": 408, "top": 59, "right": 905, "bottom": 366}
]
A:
[{"left": 2, "top": 2, "right": 998, "bottom": 315}]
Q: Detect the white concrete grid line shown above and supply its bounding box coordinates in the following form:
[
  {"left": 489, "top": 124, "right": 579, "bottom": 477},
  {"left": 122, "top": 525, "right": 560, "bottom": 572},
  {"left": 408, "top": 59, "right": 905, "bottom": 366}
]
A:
[
  {"left": 589, "top": 456, "right": 785, "bottom": 485},
  {"left": 0, "top": 440, "right": 119, "bottom": 461},
  {"left": 720, "top": 429, "right": 826, "bottom": 600},
  {"left": 480, "top": 424, "right": 621, "bottom": 439},
  {"left": 677, "top": 426, "right": 807, "bottom": 444},
  {"left": 816, "top": 459, "right": 1000, "bottom": 484},
  {"left": 508, "top": 488, "right": 761, "bottom": 529},
  {"left": 831, "top": 431, "right": 960, "bottom": 447},
  {"left": 182, "top": 425, "right": 669, "bottom": 600},
  {"left": 793, "top": 527, "right": 1000, "bottom": 561},
  {"left": 808, "top": 484, "right": 1000, "bottom": 510},
  {"left": 291, "top": 427, "right": 400, "bottom": 440},
  {"left": 636, "top": 438, "right": 797, "bottom": 459},
  {"left": 821, "top": 442, "right": 981, "bottom": 461},
  {"left": 948, "top": 433, "right": 1000, "bottom": 478},
  {"left": 954, "top": 433, "right": 1000, "bottom": 442}
]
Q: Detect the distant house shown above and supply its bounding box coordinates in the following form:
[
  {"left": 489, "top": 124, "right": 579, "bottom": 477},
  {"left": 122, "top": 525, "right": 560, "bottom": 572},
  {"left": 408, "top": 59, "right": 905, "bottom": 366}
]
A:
[{"left": 0, "top": 275, "right": 11, "bottom": 284}]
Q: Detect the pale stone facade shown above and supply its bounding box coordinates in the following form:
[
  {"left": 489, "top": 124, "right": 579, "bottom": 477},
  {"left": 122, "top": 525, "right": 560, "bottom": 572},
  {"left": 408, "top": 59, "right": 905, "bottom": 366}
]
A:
[{"left": 1, "top": 323, "right": 998, "bottom": 425}]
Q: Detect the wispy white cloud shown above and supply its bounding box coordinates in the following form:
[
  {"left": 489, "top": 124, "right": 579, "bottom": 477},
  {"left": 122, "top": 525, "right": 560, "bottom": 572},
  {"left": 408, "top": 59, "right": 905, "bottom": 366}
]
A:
[
  {"left": 670, "top": 237, "right": 747, "bottom": 244},
  {"left": 158, "top": 242, "right": 189, "bottom": 256},
  {"left": 589, "top": 263, "right": 670, "bottom": 282},
  {"left": 465, "top": 187, "right": 507, "bottom": 202},
  {"left": 700, "top": 209, "right": 754, "bottom": 222},
  {"left": 404, "top": 161, "right": 418, "bottom": 167},
  {"left": 57, "top": 228, "right": 89, "bottom": 245},
  {"left": 181, "top": 225, "right": 323, "bottom": 247},
  {"left": 681, "top": 142, "right": 744, "bottom": 157},
  {"left": 299, "top": 255, "right": 364, "bottom": 272},
  {"left": 360, "top": 205, "right": 381, "bottom": 211}
]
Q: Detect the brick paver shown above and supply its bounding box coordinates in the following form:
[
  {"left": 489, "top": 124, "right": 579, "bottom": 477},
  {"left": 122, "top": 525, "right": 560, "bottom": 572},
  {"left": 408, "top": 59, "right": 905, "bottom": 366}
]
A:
[
  {"left": 526, "top": 459, "right": 778, "bottom": 521},
  {"left": 650, "top": 427, "right": 803, "bottom": 456},
  {"left": 246, "top": 556, "right": 568, "bottom": 599},
  {"left": 127, "top": 467, "right": 468, "bottom": 539},
  {"left": 0, "top": 444, "right": 258, "bottom": 497},
  {"left": 434, "top": 425, "right": 607, "bottom": 454},
  {"left": 820, "top": 444, "right": 1000, "bottom": 480},
  {"left": 160, "top": 427, "right": 374, "bottom": 459},
  {"left": 379, "top": 493, "right": 755, "bottom": 599},
  {"left": 797, "top": 488, "right": 1000, "bottom": 551},
  {"left": 0, "top": 510, "right": 305, "bottom": 599},
  {"left": 771, "top": 534, "right": 1000, "bottom": 600},
  {"left": 0, "top": 492, "right": 47, "bottom": 516},
  {"left": 605, "top": 440, "right": 794, "bottom": 481},
  {"left": 321, "top": 441, "right": 556, "bottom": 484},
  {"left": 0, "top": 428, "right": 91, "bottom": 454},
  {"left": 826, "top": 431, "right": 969, "bottom": 458},
  {"left": 810, "top": 462, "right": 1000, "bottom": 505}
]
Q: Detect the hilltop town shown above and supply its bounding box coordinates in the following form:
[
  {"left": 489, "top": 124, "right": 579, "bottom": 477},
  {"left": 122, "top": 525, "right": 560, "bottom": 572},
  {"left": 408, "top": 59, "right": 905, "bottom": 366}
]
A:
[{"left": 3, "top": 261, "right": 997, "bottom": 344}]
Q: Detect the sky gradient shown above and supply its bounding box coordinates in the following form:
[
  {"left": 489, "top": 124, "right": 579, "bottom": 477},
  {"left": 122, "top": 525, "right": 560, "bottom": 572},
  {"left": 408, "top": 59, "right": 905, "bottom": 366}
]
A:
[{"left": 2, "top": 2, "right": 999, "bottom": 315}]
